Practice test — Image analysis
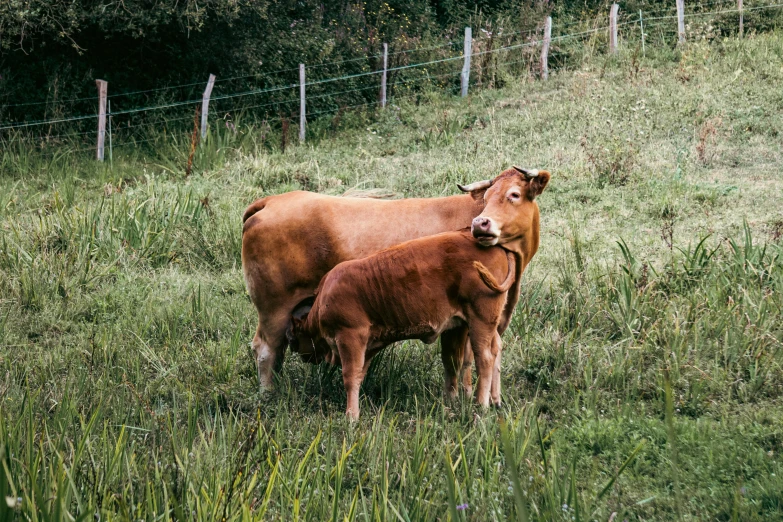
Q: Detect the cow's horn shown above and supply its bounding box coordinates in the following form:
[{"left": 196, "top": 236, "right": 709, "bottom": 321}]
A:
[
  {"left": 457, "top": 179, "right": 492, "bottom": 192},
  {"left": 512, "top": 165, "right": 539, "bottom": 178}
]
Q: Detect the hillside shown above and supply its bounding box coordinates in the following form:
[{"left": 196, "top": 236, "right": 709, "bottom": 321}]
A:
[{"left": 1, "top": 33, "right": 782, "bottom": 520}]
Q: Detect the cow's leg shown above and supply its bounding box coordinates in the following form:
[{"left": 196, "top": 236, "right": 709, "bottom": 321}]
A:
[
  {"left": 336, "top": 331, "right": 369, "bottom": 420},
  {"left": 490, "top": 332, "right": 503, "bottom": 407},
  {"left": 253, "top": 310, "right": 291, "bottom": 391},
  {"left": 461, "top": 339, "right": 474, "bottom": 397},
  {"left": 468, "top": 324, "right": 497, "bottom": 408},
  {"left": 441, "top": 326, "right": 468, "bottom": 401}
]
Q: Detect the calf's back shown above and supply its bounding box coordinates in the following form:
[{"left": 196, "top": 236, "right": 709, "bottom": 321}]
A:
[{"left": 302, "top": 231, "right": 512, "bottom": 347}]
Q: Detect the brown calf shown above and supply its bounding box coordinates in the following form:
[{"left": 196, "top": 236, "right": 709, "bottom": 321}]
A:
[{"left": 291, "top": 231, "right": 514, "bottom": 418}]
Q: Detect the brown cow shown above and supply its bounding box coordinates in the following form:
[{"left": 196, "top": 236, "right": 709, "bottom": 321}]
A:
[
  {"left": 241, "top": 166, "right": 546, "bottom": 391},
  {"left": 289, "top": 169, "right": 550, "bottom": 418}
]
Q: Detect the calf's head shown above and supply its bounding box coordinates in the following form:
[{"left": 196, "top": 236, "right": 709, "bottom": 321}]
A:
[
  {"left": 459, "top": 166, "right": 550, "bottom": 251},
  {"left": 287, "top": 307, "right": 333, "bottom": 364}
]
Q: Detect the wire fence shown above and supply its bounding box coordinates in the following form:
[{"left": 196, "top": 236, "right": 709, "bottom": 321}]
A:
[{"left": 1, "top": 0, "right": 781, "bottom": 161}]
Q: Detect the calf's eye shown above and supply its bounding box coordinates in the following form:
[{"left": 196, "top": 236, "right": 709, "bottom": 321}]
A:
[{"left": 508, "top": 192, "right": 521, "bottom": 201}]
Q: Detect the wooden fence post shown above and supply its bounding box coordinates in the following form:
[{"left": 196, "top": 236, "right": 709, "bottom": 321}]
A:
[
  {"left": 676, "top": 0, "right": 685, "bottom": 44},
  {"left": 299, "top": 64, "right": 306, "bottom": 143},
  {"left": 108, "top": 99, "right": 113, "bottom": 168},
  {"left": 95, "top": 79, "right": 107, "bottom": 162},
  {"left": 201, "top": 74, "right": 216, "bottom": 139},
  {"left": 610, "top": 4, "right": 619, "bottom": 54},
  {"left": 461, "top": 27, "right": 472, "bottom": 97},
  {"left": 541, "top": 17, "right": 552, "bottom": 80},
  {"left": 640, "top": 10, "right": 646, "bottom": 56},
  {"left": 739, "top": 0, "right": 744, "bottom": 38},
  {"left": 380, "top": 43, "right": 388, "bottom": 108}
]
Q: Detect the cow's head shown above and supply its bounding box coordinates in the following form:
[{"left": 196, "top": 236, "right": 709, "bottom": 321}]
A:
[{"left": 459, "top": 166, "right": 550, "bottom": 250}]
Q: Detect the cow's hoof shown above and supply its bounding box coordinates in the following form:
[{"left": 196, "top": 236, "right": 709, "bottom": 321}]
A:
[{"left": 443, "top": 391, "right": 459, "bottom": 404}]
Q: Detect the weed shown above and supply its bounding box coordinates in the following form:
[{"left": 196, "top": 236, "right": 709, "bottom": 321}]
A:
[
  {"left": 696, "top": 116, "right": 722, "bottom": 166},
  {"left": 769, "top": 220, "right": 783, "bottom": 242},
  {"left": 186, "top": 105, "right": 201, "bottom": 177},
  {"left": 580, "top": 134, "right": 637, "bottom": 187},
  {"left": 281, "top": 116, "right": 290, "bottom": 153}
]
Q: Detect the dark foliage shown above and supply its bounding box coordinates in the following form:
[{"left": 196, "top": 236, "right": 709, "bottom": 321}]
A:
[
  {"left": 2, "top": 0, "right": 780, "bottom": 131},
  {"left": 0, "top": 0, "right": 602, "bottom": 122}
]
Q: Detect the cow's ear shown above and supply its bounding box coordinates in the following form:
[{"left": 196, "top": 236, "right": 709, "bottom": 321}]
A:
[
  {"left": 468, "top": 186, "right": 490, "bottom": 201},
  {"left": 457, "top": 179, "right": 491, "bottom": 201},
  {"left": 527, "top": 170, "right": 550, "bottom": 199}
]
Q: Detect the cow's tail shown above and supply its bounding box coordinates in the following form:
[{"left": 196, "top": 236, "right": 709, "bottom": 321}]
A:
[
  {"left": 242, "top": 198, "right": 269, "bottom": 224},
  {"left": 474, "top": 251, "right": 515, "bottom": 293}
]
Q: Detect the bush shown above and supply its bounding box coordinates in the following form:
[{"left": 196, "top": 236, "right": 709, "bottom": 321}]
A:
[{"left": 580, "top": 133, "right": 638, "bottom": 187}]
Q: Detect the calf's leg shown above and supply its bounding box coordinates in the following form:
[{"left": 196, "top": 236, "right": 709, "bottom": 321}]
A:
[
  {"left": 461, "top": 339, "right": 474, "bottom": 397},
  {"left": 490, "top": 332, "right": 503, "bottom": 407},
  {"left": 468, "top": 324, "right": 497, "bottom": 408},
  {"left": 441, "top": 326, "right": 469, "bottom": 401},
  {"left": 336, "top": 331, "right": 369, "bottom": 420}
]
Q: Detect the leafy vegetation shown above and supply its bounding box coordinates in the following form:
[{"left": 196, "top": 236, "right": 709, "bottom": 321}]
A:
[
  {"left": 1, "top": 29, "right": 783, "bottom": 520},
  {"left": 4, "top": 0, "right": 783, "bottom": 131}
]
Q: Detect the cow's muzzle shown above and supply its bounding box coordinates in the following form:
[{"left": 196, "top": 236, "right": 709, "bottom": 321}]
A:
[{"left": 471, "top": 217, "right": 499, "bottom": 245}]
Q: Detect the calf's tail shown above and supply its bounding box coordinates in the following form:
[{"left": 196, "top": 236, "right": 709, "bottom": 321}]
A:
[
  {"left": 474, "top": 251, "right": 515, "bottom": 293},
  {"left": 242, "top": 198, "right": 268, "bottom": 224}
]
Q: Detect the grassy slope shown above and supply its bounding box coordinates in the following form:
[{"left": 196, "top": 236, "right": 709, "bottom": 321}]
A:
[{"left": 1, "top": 33, "right": 783, "bottom": 521}]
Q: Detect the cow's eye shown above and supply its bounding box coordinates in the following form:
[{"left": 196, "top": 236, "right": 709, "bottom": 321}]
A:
[{"left": 508, "top": 192, "right": 521, "bottom": 201}]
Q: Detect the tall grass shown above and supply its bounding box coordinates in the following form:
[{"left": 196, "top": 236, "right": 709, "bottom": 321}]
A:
[{"left": 1, "top": 30, "right": 783, "bottom": 521}]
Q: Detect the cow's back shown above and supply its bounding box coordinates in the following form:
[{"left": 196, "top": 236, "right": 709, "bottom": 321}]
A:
[{"left": 241, "top": 191, "right": 482, "bottom": 308}]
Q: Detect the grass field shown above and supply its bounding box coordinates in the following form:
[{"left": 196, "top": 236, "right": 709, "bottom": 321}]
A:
[{"left": 1, "top": 31, "right": 783, "bottom": 521}]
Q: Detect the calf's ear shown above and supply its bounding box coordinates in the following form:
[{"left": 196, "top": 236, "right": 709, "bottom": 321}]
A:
[
  {"left": 292, "top": 316, "right": 305, "bottom": 331},
  {"left": 527, "top": 170, "right": 550, "bottom": 199},
  {"left": 287, "top": 316, "right": 307, "bottom": 349},
  {"left": 286, "top": 323, "right": 297, "bottom": 347}
]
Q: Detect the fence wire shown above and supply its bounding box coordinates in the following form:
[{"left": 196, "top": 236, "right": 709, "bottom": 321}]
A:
[{"left": 2, "top": 1, "right": 781, "bottom": 157}]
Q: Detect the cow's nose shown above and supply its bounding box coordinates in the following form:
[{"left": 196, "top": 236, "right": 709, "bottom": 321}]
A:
[{"left": 472, "top": 217, "right": 491, "bottom": 231}]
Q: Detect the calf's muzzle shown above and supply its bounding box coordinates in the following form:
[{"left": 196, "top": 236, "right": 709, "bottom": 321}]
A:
[{"left": 471, "top": 216, "right": 498, "bottom": 245}]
